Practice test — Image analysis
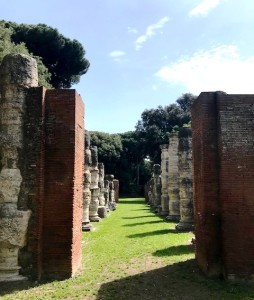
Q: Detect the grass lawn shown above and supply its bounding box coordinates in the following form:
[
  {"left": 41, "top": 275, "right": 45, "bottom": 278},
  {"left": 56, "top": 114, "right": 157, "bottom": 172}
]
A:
[{"left": 1, "top": 198, "right": 254, "bottom": 299}]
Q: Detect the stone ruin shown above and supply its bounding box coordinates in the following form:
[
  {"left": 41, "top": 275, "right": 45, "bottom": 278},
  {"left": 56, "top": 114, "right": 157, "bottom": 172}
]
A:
[
  {"left": 0, "top": 54, "right": 84, "bottom": 281},
  {"left": 192, "top": 92, "right": 254, "bottom": 281},
  {"left": 175, "top": 128, "right": 194, "bottom": 232},
  {"left": 113, "top": 179, "right": 119, "bottom": 203},
  {"left": 98, "top": 162, "right": 107, "bottom": 218},
  {"left": 167, "top": 134, "right": 180, "bottom": 221},
  {"left": 82, "top": 130, "right": 93, "bottom": 231},
  {"left": 144, "top": 130, "right": 194, "bottom": 231},
  {"left": 81, "top": 133, "right": 120, "bottom": 230},
  {"left": 105, "top": 174, "right": 117, "bottom": 211},
  {"left": 160, "top": 144, "right": 169, "bottom": 216},
  {"left": 89, "top": 146, "right": 101, "bottom": 222},
  {"left": 149, "top": 164, "right": 161, "bottom": 212}
]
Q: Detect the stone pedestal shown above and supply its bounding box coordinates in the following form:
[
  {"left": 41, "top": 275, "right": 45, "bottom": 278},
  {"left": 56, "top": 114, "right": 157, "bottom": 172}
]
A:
[
  {"left": 167, "top": 135, "right": 180, "bottom": 221},
  {"left": 98, "top": 163, "right": 107, "bottom": 218},
  {"left": 106, "top": 175, "right": 117, "bottom": 211},
  {"left": 104, "top": 180, "right": 110, "bottom": 212},
  {"left": 89, "top": 188, "right": 100, "bottom": 222},
  {"left": 147, "top": 177, "right": 154, "bottom": 206},
  {"left": 89, "top": 146, "right": 100, "bottom": 222},
  {"left": 152, "top": 164, "right": 161, "bottom": 213},
  {"left": 82, "top": 130, "right": 93, "bottom": 231},
  {"left": 0, "top": 54, "right": 35, "bottom": 281},
  {"left": 160, "top": 144, "right": 169, "bottom": 216},
  {"left": 113, "top": 179, "right": 119, "bottom": 203},
  {"left": 176, "top": 128, "right": 194, "bottom": 231}
]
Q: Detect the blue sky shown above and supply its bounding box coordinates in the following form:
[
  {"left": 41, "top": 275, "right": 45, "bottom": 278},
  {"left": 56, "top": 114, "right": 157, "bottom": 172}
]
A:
[{"left": 1, "top": 0, "right": 254, "bottom": 133}]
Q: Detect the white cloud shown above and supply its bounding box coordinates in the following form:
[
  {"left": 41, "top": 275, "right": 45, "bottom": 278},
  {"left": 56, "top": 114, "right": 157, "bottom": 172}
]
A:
[
  {"left": 189, "top": 0, "right": 221, "bottom": 17},
  {"left": 155, "top": 45, "right": 254, "bottom": 94},
  {"left": 109, "top": 51, "right": 126, "bottom": 57},
  {"left": 135, "top": 17, "right": 169, "bottom": 51},
  {"left": 109, "top": 51, "right": 126, "bottom": 62},
  {"left": 128, "top": 27, "right": 138, "bottom": 34}
]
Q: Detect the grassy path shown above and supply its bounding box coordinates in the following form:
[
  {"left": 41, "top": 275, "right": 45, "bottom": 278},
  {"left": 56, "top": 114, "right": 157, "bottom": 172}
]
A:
[{"left": 1, "top": 198, "right": 254, "bottom": 299}]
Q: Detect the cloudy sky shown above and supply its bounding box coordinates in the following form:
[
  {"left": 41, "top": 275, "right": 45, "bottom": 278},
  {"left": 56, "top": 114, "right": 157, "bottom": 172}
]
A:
[{"left": 1, "top": 0, "right": 254, "bottom": 133}]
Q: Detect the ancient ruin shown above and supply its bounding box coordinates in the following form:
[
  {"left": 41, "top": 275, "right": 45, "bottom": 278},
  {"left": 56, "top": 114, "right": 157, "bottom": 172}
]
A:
[
  {"left": 106, "top": 174, "right": 117, "bottom": 211},
  {"left": 0, "top": 54, "right": 84, "bottom": 281},
  {"left": 152, "top": 164, "right": 161, "bottom": 212},
  {"left": 98, "top": 162, "right": 107, "bottom": 218},
  {"left": 160, "top": 144, "right": 169, "bottom": 216},
  {"left": 89, "top": 146, "right": 101, "bottom": 222},
  {"left": 0, "top": 54, "right": 35, "bottom": 282},
  {"left": 192, "top": 91, "right": 254, "bottom": 281},
  {"left": 167, "top": 135, "right": 180, "bottom": 221},
  {"left": 113, "top": 179, "right": 119, "bottom": 203},
  {"left": 175, "top": 128, "right": 194, "bottom": 231},
  {"left": 82, "top": 130, "right": 93, "bottom": 231}
]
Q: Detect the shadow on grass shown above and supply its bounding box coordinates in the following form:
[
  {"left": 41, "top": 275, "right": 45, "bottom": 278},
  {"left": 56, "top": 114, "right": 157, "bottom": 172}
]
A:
[
  {"left": 127, "top": 229, "right": 179, "bottom": 238},
  {"left": 0, "top": 278, "right": 56, "bottom": 297},
  {"left": 123, "top": 220, "right": 164, "bottom": 227},
  {"left": 153, "top": 245, "right": 193, "bottom": 257},
  {"left": 119, "top": 199, "right": 146, "bottom": 205},
  {"left": 96, "top": 259, "right": 253, "bottom": 300},
  {"left": 131, "top": 208, "right": 151, "bottom": 211},
  {"left": 122, "top": 215, "right": 155, "bottom": 219}
]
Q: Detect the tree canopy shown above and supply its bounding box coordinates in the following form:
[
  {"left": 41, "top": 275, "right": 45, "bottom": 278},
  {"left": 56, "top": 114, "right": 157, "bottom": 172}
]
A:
[
  {"left": 2, "top": 21, "right": 90, "bottom": 88},
  {"left": 0, "top": 21, "right": 52, "bottom": 87},
  {"left": 136, "top": 93, "right": 197, "bottom": 162},
  {"left": 89, "top": 93, "right": 197, "bottom": 196}
]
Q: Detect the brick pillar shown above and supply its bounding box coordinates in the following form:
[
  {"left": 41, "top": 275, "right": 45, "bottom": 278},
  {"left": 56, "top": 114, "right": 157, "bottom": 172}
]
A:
[
  {"left": 217, "top": 93, "right": 254, "bottom": 281},
  {"left": 192, "top": 92, "right": 222, "bottom": 278},
  {"left": 42, "top": 89, "right": 84, "bottom": 279}
]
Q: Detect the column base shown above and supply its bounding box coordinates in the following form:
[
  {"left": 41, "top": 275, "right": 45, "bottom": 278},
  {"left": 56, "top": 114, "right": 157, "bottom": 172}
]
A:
[
  {"left": 159, "top": 210, "right": 168, "bottom": 216},
  {"left": 0, "top": 267, "right": 28, "bottom": 282},
  {"left": 175, "top": 221, "right": 194, "bottom": 232},
  {"left": 89, "top": 216, "right": 101, "bottom": 222},
  {"left": 82, "top": 222, "right": 94, "bottom": 232},
  {"left": 98, "top": 206, "right": 107, "bottom": 218},
  {"left": 165, "top": 215, "right": 180, "bottom": 222}
]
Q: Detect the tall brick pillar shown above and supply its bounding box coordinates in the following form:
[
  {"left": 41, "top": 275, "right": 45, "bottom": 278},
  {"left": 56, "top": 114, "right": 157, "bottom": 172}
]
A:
[
  {"left": 192, "top": 92, "right": 222, "bottom": 278},
  {"left": 192, "top": 91, "right": 254, "bottom": 281},
  {"left": 42, "top": 90, "right": 84, "bottom": 279}
]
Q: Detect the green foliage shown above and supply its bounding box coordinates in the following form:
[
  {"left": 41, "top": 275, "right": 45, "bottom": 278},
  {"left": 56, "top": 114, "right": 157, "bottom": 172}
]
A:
[
  {"left": 0, "top": 21, "right": 52, "bottom": 88},
  {"left": 90, "top": 131, "right": 123, "bottom": 175},
  {"left": 0, "top": 22, "right": 29, "bottom": 61},
  {"left": 135, "top": 93, "right": 197, "bottom": 162},
  {"left": 90, "top": 131, "right": 151, "bottom": 196},
  {"left": 3, "top": 21, "right": 90, "bottom": 88}
]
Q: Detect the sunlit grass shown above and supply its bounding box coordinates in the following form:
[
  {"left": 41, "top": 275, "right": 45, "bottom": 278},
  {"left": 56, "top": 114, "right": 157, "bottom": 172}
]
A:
[{"left": 1, "top": 198, "right": 254, "bottom": 300}]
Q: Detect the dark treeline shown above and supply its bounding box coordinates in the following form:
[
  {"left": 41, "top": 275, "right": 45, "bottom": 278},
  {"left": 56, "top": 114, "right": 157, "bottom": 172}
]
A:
[{"left": 90, "top": 93, "right": 197, "bottom": 197}]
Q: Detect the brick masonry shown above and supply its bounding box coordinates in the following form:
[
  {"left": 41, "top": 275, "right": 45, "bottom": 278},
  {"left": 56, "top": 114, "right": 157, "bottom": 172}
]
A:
[
  {"left": 20, "top": 88, "right": 84, "bottom": 280},
  {"left": 42, "top": 90, "right": 84, "bottom": 279},
  {"left": 192, "top": 91, "right": 254, "bottom": 281}
]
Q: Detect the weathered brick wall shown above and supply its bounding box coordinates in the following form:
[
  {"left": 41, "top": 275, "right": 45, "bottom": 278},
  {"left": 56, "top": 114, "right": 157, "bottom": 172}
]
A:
[
  {"left": 42, "top": 89, "right": 84, "bottom": 279},
  {"left": 192, "top": 91, "right": 254, "bottom": 281},
  {"left": 20, "top": 87, "right": 46, "bottom": 279},
  {"left": 191, "top": 92, "right": 222, "bottom": 278},
  {"left": 217, "top": 94, "right": 254, "bottom": 280}
]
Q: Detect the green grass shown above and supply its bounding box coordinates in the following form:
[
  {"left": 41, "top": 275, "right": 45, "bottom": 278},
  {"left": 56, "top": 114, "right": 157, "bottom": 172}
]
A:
[{"left": 1, "top": 198, "right": 254, "bottom": 299}]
